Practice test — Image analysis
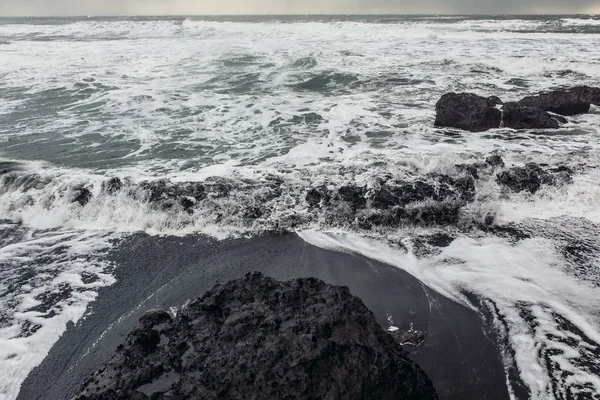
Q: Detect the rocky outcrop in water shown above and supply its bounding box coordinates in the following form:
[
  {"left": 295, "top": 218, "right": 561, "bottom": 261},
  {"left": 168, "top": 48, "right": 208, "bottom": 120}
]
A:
[
  {"left": 74, "top": 273, "right": 437, "bottom": 400},
  {"left": 434, "top": 93, "right": 502, "bottom": 132},
  {"left": 358, "top": 174, "right": 475, "bottom": 227},
  {"left": 497, "top": 163, "right": 573, "bottom": 194},
  {"left": 0, "top": 162, "right": 22, "bottom": 175},
  {"left": 434, "top": 86, "right": 600, "bottom": 131},
  {"left": 501, "top": 102, "right": 567, "bottom": 130},
  {"left": 2, "top": 156, "right": 574, "bottom": 233},
  {"left": 517, "top": 86, "right": 600, "bottom": 116},
  {"left": 102, "top": 177, "right": 123, "bottom": 195},
  {"left": 73, "top": 186, "right": 92, "bottom": 206},
  {"left": 54, "top": 158, "right": 573, "bottom": 229}
]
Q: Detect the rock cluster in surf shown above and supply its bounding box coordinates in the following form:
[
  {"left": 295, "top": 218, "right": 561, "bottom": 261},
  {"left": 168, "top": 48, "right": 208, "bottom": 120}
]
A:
[
  {"left": 84, "top": 157, "right": 570, "bottom": 228},
  {"left": 0, "top": 155, "right": 574, "bottom": 232},
  {"left": 0, "top": 156, "right": 575, "bottom": 233},
  {"left": 74, "top": 273, "right": 437, "bottom": 400},
  {"left": 434, "top": 86, "right": 600, "bottom": 132},
  {"left": 433, "top": 93, "right": 502, "bottom": 132}
]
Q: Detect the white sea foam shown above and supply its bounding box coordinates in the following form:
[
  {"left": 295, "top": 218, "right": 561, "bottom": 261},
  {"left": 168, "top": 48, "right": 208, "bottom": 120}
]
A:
[
  {"left": 561, "top": 18, "right": 600, "bottom": 27},
  {"left": 0, "top": 228, "right": 115, "bottom": 400},
  {"left": 0, "top": 17, "right": 599, "bottom": 173}
]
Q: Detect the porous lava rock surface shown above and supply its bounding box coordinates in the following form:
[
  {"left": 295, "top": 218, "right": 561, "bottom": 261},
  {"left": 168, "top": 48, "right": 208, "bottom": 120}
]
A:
[
  {"left": 74, "top": 273, "right": 438, "bottom": 400},
  {"left": 434, "top": 92, "right": 502, "bottom": 132},
  {"left": 434, "top": 86, "right": 600, "bottom": 131}
]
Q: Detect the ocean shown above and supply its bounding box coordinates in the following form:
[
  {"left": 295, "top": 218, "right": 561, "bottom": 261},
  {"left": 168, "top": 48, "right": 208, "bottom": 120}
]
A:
[{"left": 0, "top": 14, "right": 599, "bottom": 400}]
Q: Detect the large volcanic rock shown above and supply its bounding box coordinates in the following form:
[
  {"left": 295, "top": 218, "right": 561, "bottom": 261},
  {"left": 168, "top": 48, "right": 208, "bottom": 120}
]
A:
[
  {"left": 434, "top": 93, "right": 502, "bottom": 132},
  {"left": 501, "top": 102, "right": 568, "bottom": 130},
  {"left": 517, "top": 86, "right": 600, "bottom": 116},
  {"left": 433, "top": 86, "right": 600, "bottom": 132},
  {"left": 74, "top": 273, "right": 437, "bottom": 400}
]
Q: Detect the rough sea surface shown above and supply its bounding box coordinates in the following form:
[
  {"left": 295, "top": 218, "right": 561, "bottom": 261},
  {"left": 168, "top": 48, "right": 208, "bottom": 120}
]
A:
[{"left": 0, "top": 15, "right": 600, "bottom": 400}]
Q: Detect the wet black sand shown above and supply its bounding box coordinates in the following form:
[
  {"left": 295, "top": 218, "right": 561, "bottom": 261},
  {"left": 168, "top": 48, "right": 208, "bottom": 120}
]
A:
[{"left": 18, "top": 233, "right": 510, "bottom": 400}]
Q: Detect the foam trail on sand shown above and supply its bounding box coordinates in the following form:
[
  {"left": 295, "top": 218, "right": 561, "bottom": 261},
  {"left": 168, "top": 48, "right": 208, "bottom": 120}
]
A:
[
  {"left": 0, "top": 227, "right": 115, "bottom": 400},
  {"left": 298, "top": 230, "right": 600, "bottom": 399}
]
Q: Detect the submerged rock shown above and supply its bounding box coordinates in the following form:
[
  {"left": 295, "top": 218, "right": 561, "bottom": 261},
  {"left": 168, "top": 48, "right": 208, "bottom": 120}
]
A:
[
  {"left": 434, "top": 92, "right": 502, "bottom": 132},
  {"left": 306, "top": 187, "right": 330, "bottom": 208},
  {"left": 485, "top": 155, "right": 505, "bottom": 168},
  {"left": 75, "top": 273, "right": 437, "bottom": 400},
  {"left": 338, "top": 184, "right": 367, "bottom": 211},
  {"left": 403, "top": 202, "right": 462, "bottom": 226},
  {"left": 501, "top": 102, "right": 567, "bottom": 130},
  {"left": 517, "top": 86, "right": 600, "bottom": 116},
  {"left": 496, "top": 163, "right": 564, "bottom": 194},
  {"left": 73, "top": 187, "right": 92, "bottom": 207},
  {"left": 487, "top": 95, "right": 503, "bottom": 105},
  {"left": 371, "top": 175, "right": 475, "bottom": 212},
  {"left": 0, "top": 162, "right": 22, "bottom": 175},
  {"left": 102, "top": 177, "right": 123, "bottom": 195}
]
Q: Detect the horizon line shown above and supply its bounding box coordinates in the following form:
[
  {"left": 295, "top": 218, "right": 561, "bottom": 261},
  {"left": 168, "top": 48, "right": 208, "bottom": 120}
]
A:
[{"left": 1, "top": 12, "right": 599, "bottom": 18}]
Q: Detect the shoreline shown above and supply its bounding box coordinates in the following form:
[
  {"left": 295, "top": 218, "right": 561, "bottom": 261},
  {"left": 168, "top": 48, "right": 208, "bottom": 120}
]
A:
[{"left": 18, "top": 232, "right": 510, "bottom": 400}]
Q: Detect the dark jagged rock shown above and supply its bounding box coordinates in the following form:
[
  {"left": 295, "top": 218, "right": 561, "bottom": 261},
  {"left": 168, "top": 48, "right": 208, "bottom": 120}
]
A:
[
  {"left": 481, "top": 224, "right": 532, "bottom": 243},
  {"left": 182, "top": 183, "right": 206, "bottom": 201},
  {"left": 370, "top": 187, "right": 398, "bottom": 210},
  {"left": 501, "top": 102, "right": 567, "bottom": 130},
  {"left": 407, "top": 233, "right": 457, "bottom": 258},
  {"left": 398, "top": 181, "right": 440, "bottom": 204},
  {"left": 139, "top": 180, "right": 206, "bottom": 209},
  {"left": 243, "top": 206, "right": 263, "bottom": 219},
  {"left": 102, "top": 177, "right": 123, "bottom": 195},
  {"left": 517, "top": 86, "right": 600, "bottom": 116},
  {"left": 74, "top": 273, "right": 437, "bottom": 400},
  {"left": 434, "top": 93, "right": 502, "bottom": 132},
  {"left": 486, "top": 155, "right": 505, "bottom": 168},
  {"left": 140, "top": 180, "right": 174, "bottom": 202},
  {"left": 360, "top": 201, "right": 463, "bottom": 229},
  {"left": 0, "top": 162, "right": 22, "bottom": 175},
  {"left": 139, "top": 309, "right": 172, "bottom": 328},
  {"left": 404, "top": 202, "right": 462, "bottom": 225},
  {"left": 360, "top": 174, "right": 475, "bottom": 228},
  {"left": 290, "top": 112, "right": 324, "bottom": 124},
  {"left": 306, "top": 188, "right": 322, "bottom": 207},
  {"left": 419, "top": 232, "right": 456, "bottom": 249},
  {"left": 371, "top": 181, "right": 436, "bottom": 210},
  {"left": 179, "top": 197, "right": 195, "bottom": 212},
  {"left": 547, "top": 165, "right": 574, "bottom": 184},
  {"left": 206, "top": 182, "right": 230, "bottom": 198},
  {"left": 434, "top": 86, "right": 600, "bottom": 132},
  {"left": 497, "top": 163, "right": 556, "bottom": 194},
  {"left": 104, "top": 175, "right": 278, "bottom": 216},
  {"left": 454, "top": 163, "right": 480, "bottom": 179},
  {"left": 73, "top": 187, "right": 92, "bottom": 207},
  {"left": 450, "top": 176, "right": 476, "bottom": 201},
  {"left": 338, "top": 185, "right": 367, "bottom": 211},
  {"left": 390, "top": 328, "right": 426, "bottom": 347},
  {"left": 371, "top": 175, "right": 475, "bottom": 212},
  {"left": 305, "top": 187, "right": 327, "bottom": 207},
  {"left": 487, "top": 96, "right": 503, "bottom": 105}
]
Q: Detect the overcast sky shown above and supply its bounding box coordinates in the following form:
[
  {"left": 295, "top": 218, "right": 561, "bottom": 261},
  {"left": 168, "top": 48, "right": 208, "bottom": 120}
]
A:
[{"left": 1, "top": 0, "right": 599, "bottom": 16}]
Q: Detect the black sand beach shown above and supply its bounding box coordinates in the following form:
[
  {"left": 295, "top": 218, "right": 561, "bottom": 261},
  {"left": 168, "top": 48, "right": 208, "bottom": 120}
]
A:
[{"left": 18, "top": 233, "right": 509, "bottom": 400}]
